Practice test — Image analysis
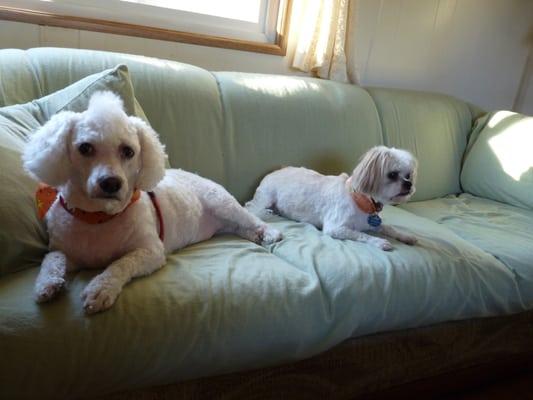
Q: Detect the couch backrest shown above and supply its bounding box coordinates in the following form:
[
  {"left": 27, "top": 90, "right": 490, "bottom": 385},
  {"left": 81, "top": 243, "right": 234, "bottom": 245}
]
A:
[
  {"left": 367, "top": 88, "right": 474, "bottom": 201},
  {"left": 213, "top": 72, "right": 383, "bottom": 201},
  {"left": 0, "top": 48, "right": 475, "bottom": 203},
  {"left": 0, "top": 48, "right": 226, "bottom": 185}
]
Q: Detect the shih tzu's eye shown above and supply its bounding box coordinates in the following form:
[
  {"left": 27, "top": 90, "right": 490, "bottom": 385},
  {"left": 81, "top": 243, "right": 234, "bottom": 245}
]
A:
[
  {"left": 387, "top": 171, "right": 399, "bottom": 180},
  {"left": 78, "top": 142, "right": 94, "bottom": 156},
  {"left": 121, "top": 145, "right": 135, "bottom": 159},
  {"left": 405, "top": 173, "right": 411, "bottom": 181}
]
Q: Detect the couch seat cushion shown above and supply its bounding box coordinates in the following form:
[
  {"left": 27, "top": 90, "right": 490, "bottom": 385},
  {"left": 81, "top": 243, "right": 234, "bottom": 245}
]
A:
[
  {"left": 0, "top": 237, "right": 319, "bottom": 400},
  {"left": 268, "top": 206, "right": 526, "bottom": 338},
  {"left": 402, "top": 194, "right": 533, "bottom": 303},
  {"left": 1, "top": 206, "right": 527, "bottom": 399}
]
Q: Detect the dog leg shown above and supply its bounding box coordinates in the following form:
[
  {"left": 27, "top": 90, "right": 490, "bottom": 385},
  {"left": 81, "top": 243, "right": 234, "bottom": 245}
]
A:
[
  {"left": 81, "top": 247, "right": 165, "bottom": 314},
  {"left": 34, "top": 251, "right": 69, "bottom": 303},
  {"left": 229, "top": 206, "right": 282, "bottom": 245},
  {"left": 215, "top": 198, "right": 282, "bottom": 245},
  {"left": 380, "top": 224, "right": 418, "bottom": 245},
  {"left": 323, "top": 225, "right": 393, "bottom": 251},
  {"left": 245, "top": 187, "right": 275, "bottom": 219}
]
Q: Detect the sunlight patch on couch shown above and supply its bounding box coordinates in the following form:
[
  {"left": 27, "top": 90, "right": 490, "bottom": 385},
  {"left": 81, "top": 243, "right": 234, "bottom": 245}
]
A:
[{"left": 489, "top": 111, "right": 533, "bottom": 181}]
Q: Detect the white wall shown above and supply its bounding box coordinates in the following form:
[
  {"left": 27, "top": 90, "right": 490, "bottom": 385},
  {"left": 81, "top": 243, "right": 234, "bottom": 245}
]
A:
[
  {"left": 0, "top": 0, "right": 532, "bottom": 113},
  {"left": 513, "top": 45, "right": 533, "bottom": 113},
  {"left": 351, "top": 0, "right": 533, "bottom": 113}
]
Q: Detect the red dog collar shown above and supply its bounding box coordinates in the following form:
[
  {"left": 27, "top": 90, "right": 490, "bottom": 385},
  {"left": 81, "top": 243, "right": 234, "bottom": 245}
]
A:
[{"left": 36, "top": 184, "right": 164, "bottom": 241}]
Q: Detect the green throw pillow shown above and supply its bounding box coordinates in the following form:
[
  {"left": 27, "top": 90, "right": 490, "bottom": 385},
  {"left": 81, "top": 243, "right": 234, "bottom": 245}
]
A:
[
  {"left": 461, "top": 111, "right": 533, "bottom": 210},
  {"left": 0, "top": 64, "right": 147, "bottom": 276}
]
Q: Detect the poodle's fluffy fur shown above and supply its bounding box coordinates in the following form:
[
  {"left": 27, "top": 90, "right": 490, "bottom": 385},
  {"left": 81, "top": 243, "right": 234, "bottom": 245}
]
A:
[
  {"left": 246, "top": 146, "right": 418, "bottom": 251},
  {"left": 23, "top": 91, "right": 281, "bottom": 314}
]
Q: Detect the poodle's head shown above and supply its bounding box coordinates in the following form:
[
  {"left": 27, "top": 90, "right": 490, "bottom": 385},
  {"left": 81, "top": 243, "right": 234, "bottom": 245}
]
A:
[
  {"left": 349, "top": 146, "right": 417, "bottom": 205},
  {"left": 23, "top": 91, "right": 166, "bottom": 214}
]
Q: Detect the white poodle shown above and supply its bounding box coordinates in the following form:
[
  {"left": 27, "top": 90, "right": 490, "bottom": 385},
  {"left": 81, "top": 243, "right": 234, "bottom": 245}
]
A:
[
  {"left": 246, "top": 146, "right": 418, "bottom": 251},
  {"left": 23, "top": 91, "right": 281, "bottom": 314}
]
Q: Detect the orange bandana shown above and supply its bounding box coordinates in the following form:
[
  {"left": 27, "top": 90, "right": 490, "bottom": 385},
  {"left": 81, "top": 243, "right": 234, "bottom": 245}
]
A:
[
  {"left": 36, "top": 184, "right": 58, "bottom": 220},
  {"left": 35, "top": 183, "right": 141, "bottom": 224}
]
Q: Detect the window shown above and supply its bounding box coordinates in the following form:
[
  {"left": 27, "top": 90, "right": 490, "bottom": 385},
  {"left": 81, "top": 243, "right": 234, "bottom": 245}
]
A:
[{"left": 0, "top": 0, "right": 292, "bottom": 54}]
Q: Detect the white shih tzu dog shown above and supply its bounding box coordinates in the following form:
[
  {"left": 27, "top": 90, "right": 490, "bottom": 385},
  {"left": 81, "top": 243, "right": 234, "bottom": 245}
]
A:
[
  {"left": 246, "top": 146, "right": 418, "bottom": 251},
  {"left": 23, "top": 91, "right": 281, "bottom": 314}
]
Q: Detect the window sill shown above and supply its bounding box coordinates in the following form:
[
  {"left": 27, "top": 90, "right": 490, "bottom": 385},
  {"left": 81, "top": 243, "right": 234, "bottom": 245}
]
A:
[{"left": 0, "top": 3, "right": 292, "bottom": 56}]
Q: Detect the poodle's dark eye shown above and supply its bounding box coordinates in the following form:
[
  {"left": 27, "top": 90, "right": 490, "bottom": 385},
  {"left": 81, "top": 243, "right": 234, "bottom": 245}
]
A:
[
  {"left": 387, "top": 171, "right": 399, "bottom": 180},
  {"left": 121, "top": 146, "right": 135, "bottom": 159},
  {"left": 78, "top": 142, "right": 94, "bottom": 156},
  {"left": 405, "top": 173, "right": 411, "bottom": 181}
]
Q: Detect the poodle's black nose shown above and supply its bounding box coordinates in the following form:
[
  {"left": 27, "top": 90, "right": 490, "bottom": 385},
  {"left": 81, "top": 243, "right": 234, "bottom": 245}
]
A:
[
  {"left": 99, "top": 176, "right": 122, "bottom": 194},
  {"left": 403, "top": 181, "right": 412, "bottom": 190}
]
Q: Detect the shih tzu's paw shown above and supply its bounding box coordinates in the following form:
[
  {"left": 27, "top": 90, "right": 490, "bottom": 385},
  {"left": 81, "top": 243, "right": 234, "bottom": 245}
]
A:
[
  {"left": 400, "top": 235, "right": 418, "bottom": 246},
  {"left": 35, "top": 277, "right": 65, "bottom": 303},
  {"left": 81, "top": 277, "right": 121, "bottom": 315},
  {"left": 373, "top": 238, "right": 393, "bottom": 251}
]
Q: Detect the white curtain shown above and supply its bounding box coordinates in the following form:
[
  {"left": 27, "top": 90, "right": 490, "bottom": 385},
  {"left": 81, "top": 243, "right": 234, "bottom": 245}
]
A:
[{"left": 292, "top": 0, "right": 352, "bottom": 83}]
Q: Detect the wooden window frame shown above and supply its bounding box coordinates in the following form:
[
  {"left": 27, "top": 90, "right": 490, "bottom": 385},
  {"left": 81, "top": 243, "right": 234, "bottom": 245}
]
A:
[{"left": 0, "top": 0, "right": 292, "bottom": 56}]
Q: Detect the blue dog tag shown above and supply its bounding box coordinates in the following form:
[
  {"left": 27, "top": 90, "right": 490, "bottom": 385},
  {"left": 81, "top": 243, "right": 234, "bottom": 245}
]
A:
[{"left": 368, "top": 214, "right": 382, "bottom": 228}]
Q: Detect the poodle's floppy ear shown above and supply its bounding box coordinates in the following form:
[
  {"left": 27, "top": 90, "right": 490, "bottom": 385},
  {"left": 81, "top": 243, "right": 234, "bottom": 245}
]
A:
[
  {"left": 130, "top": 116, "right": 166, "bottom": 190},
  {"left": 350, "top": 146, "right": 389, "bottom": 195},
  {"left": 23, "top": 111, "right": 79, "bottom": 186}
]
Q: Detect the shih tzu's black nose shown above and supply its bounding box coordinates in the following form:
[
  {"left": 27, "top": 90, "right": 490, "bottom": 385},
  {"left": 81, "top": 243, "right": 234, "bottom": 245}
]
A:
[
  {"left": 403, "top": 181, "right": 412, "bottom": 190},
  {"left": 99, "top": 176, "right": 122, "bottom": 194}
]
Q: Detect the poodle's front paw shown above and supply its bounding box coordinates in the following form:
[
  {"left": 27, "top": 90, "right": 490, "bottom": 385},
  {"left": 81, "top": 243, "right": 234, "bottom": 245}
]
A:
[
  {"left": 35, "top": 277, "right": 65, "bottom": 303},
  {"left": 260, "top": 226, "right": 283, "bottom": 245},
  {"left": 373, "top": 238, "right": 393, "bottom": 251},
  {"left": 81, "top": 278, "right": 121, "bottom": 315}
]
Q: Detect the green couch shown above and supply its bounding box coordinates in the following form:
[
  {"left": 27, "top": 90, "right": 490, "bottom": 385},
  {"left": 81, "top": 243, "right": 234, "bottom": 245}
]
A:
[{"left": 0, "top": 48, "right": 532, "bottom": 400}]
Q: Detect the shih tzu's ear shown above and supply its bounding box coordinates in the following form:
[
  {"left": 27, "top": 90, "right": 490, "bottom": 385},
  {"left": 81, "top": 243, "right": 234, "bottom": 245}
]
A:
[
  {"left": 410, "top": 157, "right": 419, "bottom": 184},
  {"left": 397, "top": 148, "right": 418, "bottom": 185},
  {"left": 350, "top": 146, "right": 390, "bottom": 195},
  {"left": 130, "top": 116, "right": 166, "bottom": 190},
  {"left": 23, "top": 111, "right": 79, "bottom": 186}
]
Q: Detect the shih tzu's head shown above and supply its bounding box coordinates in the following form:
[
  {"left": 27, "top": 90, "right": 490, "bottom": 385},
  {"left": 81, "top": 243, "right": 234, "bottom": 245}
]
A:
[{"left": 349, "top": 146, "right": 417, "bottom": 205}]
